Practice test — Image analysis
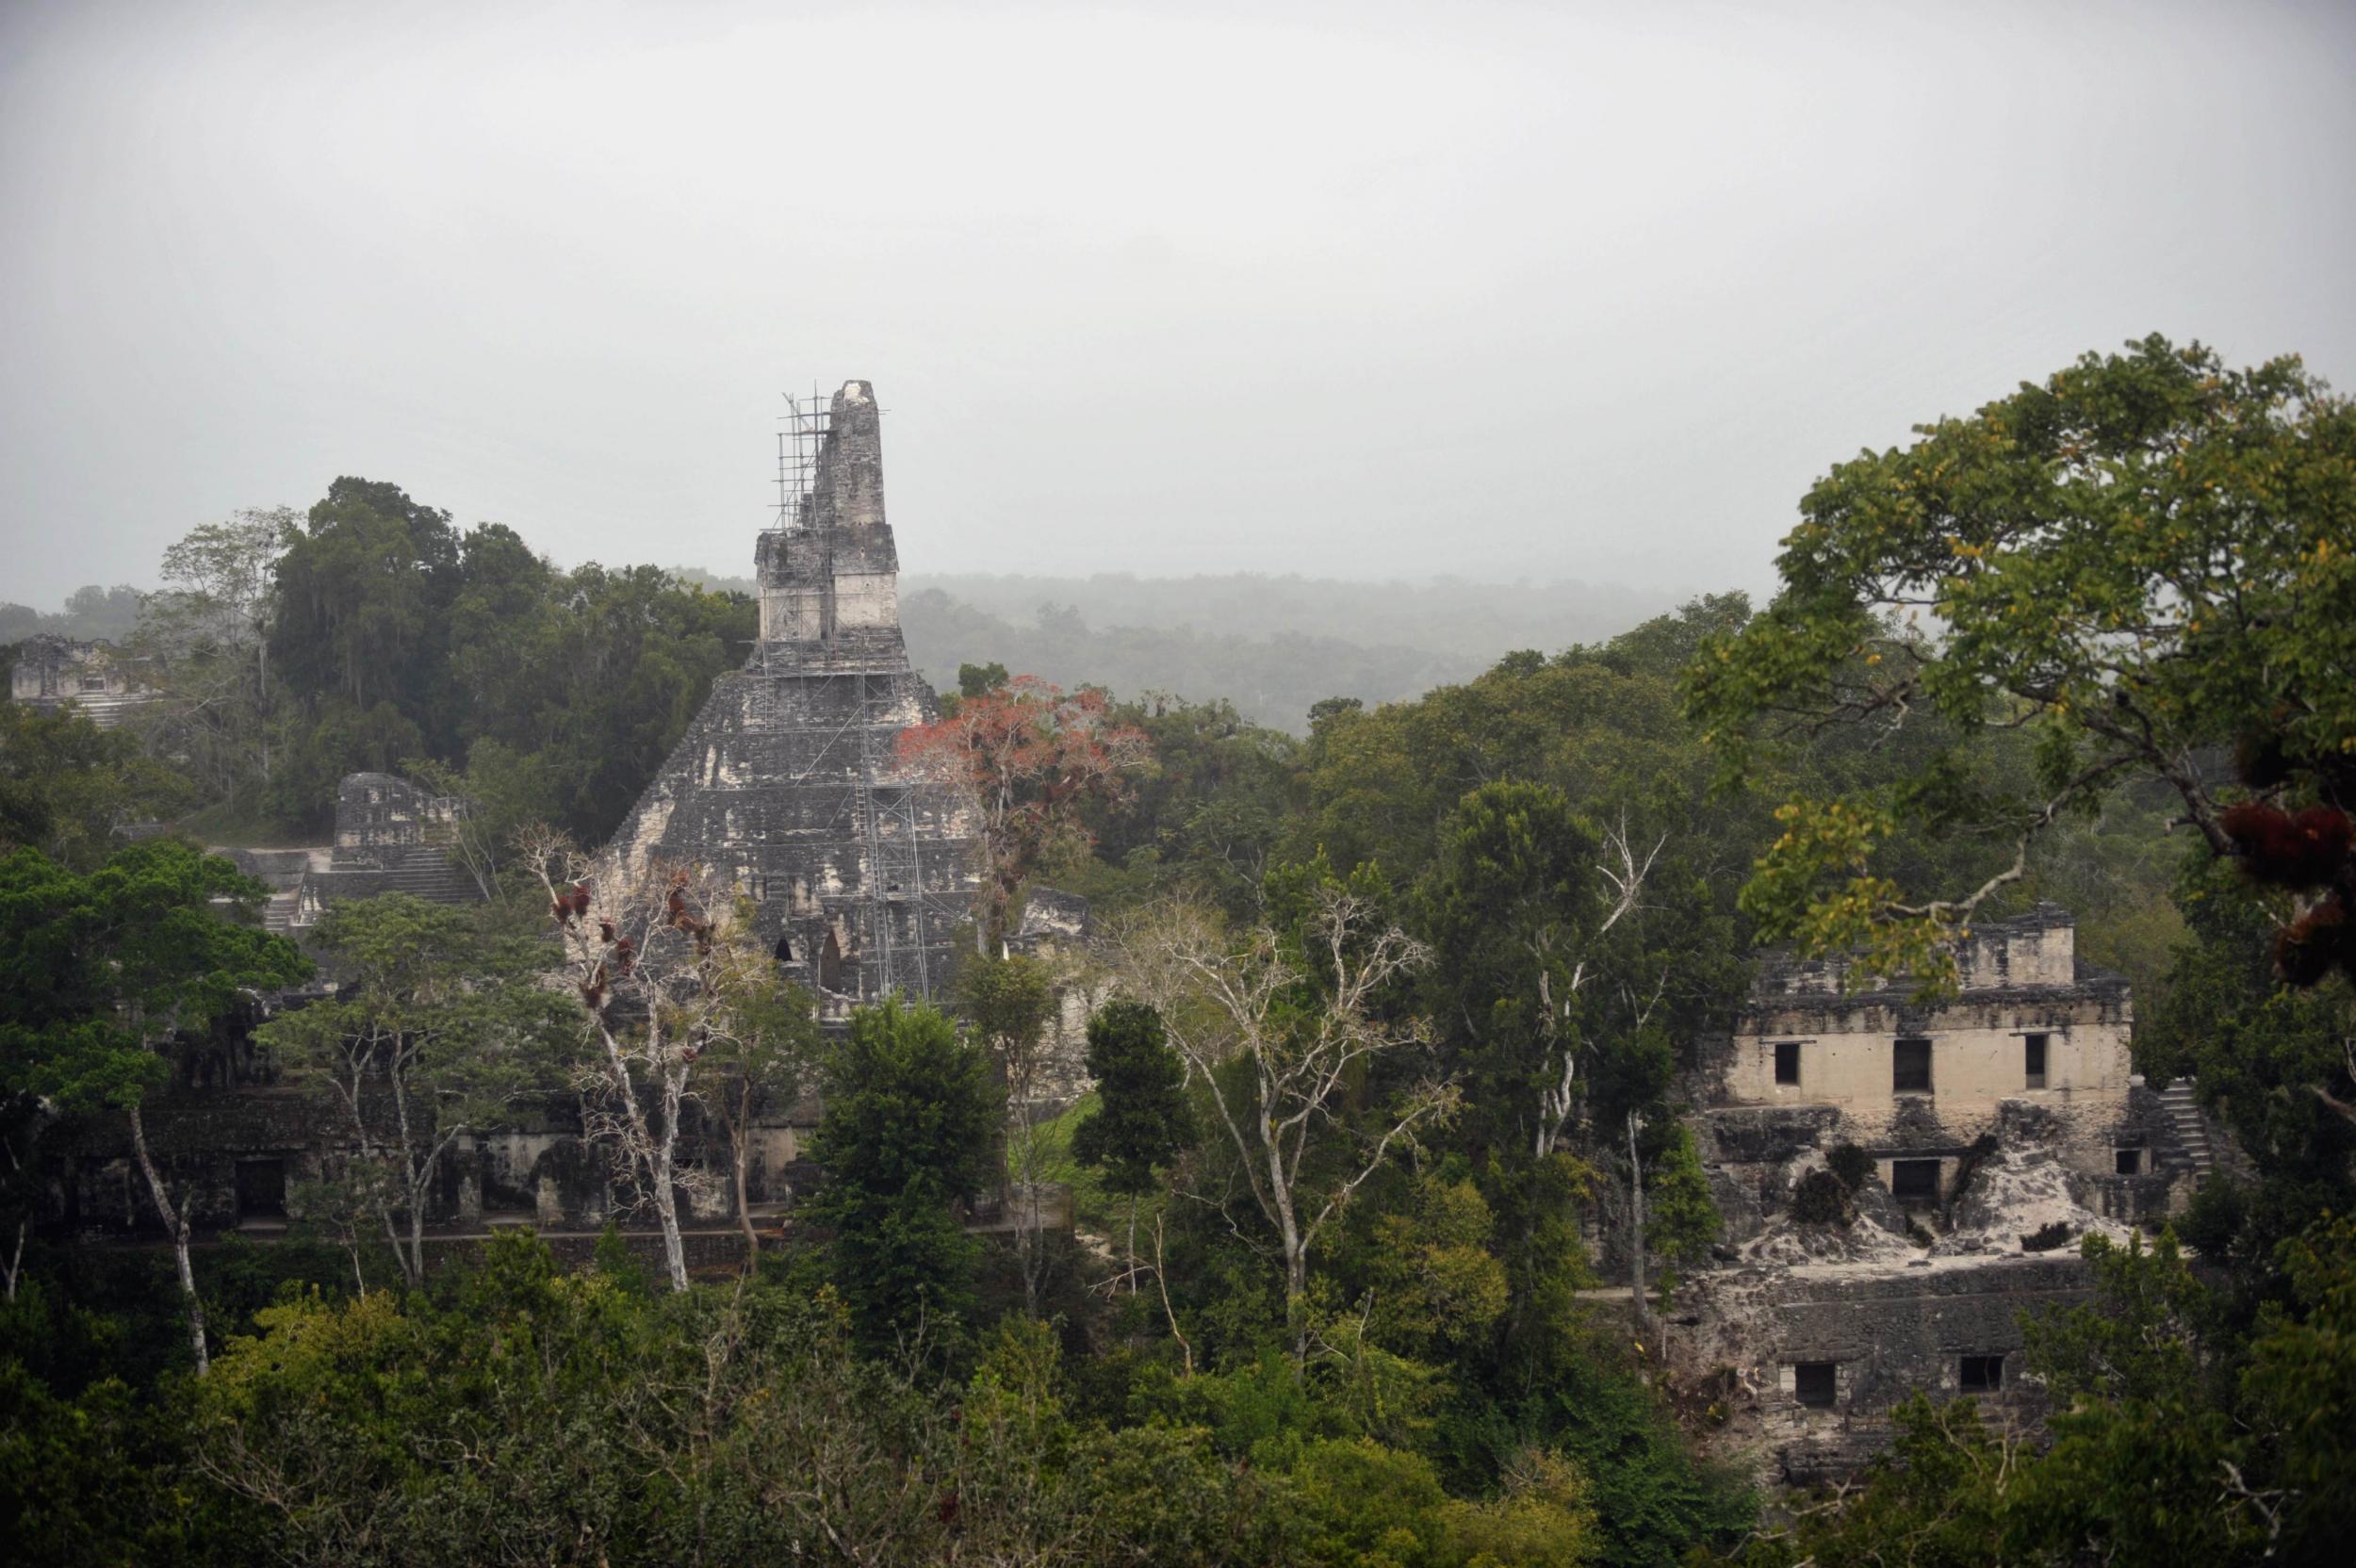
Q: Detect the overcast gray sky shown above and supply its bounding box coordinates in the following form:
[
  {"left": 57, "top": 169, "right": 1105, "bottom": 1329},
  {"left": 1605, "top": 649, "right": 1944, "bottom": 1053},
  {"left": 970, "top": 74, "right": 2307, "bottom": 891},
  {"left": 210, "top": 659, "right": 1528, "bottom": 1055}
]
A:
[{"left": 4, "top": 0, "right": 2350, "bottom": 611}]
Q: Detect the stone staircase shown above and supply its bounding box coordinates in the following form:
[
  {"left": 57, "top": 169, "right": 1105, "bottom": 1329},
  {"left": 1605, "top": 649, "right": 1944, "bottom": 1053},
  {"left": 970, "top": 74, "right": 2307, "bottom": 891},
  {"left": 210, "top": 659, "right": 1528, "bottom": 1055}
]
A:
[
  {"left": 2157, "top": 1079, "right": 2216, "bottom": 1182},
  {"left": 367, "top": 843, "right": 481, "bottom": 904}
]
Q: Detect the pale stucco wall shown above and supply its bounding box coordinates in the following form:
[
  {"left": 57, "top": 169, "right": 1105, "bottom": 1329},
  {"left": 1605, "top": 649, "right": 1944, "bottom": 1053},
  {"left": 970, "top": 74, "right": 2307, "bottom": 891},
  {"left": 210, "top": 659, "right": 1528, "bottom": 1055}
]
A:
[
  {"left": 1720, "top": 908, "right": 2137, "bottom": 1172},
  {"left": 1724, "top": 1016, "right": 2133, "bottom": 1145}
]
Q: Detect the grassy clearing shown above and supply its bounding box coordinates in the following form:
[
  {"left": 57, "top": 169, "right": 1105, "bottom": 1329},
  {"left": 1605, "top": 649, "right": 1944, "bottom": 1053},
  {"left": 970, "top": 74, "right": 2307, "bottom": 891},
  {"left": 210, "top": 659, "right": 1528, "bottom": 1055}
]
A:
[{"left": 1016, "top": 1092, "right": 1184, "bottom": 1255}]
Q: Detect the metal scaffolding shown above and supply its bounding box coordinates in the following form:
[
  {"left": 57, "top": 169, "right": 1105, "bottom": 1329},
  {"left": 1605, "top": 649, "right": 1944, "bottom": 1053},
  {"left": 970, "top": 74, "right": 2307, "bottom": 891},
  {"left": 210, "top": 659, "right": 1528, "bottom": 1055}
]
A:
[
  {"left": 775, "top": 385, "right": 831, "bottom": 528},
  {"left": 749, "top": 382, "right": 973, "bottom": 1007}
]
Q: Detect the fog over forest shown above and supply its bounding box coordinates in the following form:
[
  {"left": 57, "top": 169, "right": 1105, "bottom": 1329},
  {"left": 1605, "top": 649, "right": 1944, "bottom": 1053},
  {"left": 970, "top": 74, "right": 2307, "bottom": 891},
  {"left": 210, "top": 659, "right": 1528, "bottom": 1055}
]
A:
[
  {"left": 6, "top": 6, "right": 2355, "bottom": 1566},
  {"left": 8, "top": 568, "right": 1676, "bottom": 734}
]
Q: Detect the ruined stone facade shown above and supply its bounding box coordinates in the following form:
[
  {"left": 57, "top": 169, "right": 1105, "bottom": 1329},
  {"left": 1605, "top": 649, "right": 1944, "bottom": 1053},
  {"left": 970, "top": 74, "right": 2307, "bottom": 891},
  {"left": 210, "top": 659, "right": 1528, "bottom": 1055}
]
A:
[
  {"left": 1682, "top": 904, "right": 2227, "bottom": 1482},
  {"left": 288, "top": 772, "right": 486, "bottom": 929},
  {"left": 9, "top": 634, "right": 155, "bottom": 727},
  {"left": 1715, "top": 904, "right": 2163, "bottom": 1216},
  {"left": 606, "top": 381, "right": 976, "bottom": 1017}
]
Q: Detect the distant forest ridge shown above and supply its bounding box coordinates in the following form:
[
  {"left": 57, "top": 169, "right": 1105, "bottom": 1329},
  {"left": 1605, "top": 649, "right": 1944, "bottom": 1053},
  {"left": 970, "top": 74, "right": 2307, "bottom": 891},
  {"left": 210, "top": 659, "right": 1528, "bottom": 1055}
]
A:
[
  {"left": 0, "top": 585, "right": 143, "bottom": 645},
  {"left": 5, "top": 570, "right": 1675, "bottom": 736},
  {"left": 674, "top": 570, "right": 1678, "bottom": 732}
]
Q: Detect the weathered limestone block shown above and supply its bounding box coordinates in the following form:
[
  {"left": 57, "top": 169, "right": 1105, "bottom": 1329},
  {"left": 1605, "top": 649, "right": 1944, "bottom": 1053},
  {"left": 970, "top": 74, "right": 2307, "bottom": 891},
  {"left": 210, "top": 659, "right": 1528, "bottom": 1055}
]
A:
[{"left": 608, "top": 380, "right": 976, "bottom": 1015}]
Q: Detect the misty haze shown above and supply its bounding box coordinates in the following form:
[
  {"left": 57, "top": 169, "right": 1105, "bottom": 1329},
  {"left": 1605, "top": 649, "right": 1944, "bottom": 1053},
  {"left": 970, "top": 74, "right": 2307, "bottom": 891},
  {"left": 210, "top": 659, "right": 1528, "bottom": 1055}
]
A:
[{"left": 4, "top": 4, "right": 2353, "bottom": 1566}]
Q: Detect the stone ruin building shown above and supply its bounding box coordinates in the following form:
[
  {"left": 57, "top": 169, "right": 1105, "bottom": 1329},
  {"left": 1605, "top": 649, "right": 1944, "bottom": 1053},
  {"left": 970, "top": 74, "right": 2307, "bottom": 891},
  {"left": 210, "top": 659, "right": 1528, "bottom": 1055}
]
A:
[
  {"left": 606, "top": 379, "right": 977, "bottom": 1020},
  {"left": 9, "top": 633, "right": 156, "bottom": 727},
  {"left": 221, "top": 772, "right": 490, "bottom": 937},
  {"left": 1680, "top": 903, "right": 2229, "bottom": 1483}
]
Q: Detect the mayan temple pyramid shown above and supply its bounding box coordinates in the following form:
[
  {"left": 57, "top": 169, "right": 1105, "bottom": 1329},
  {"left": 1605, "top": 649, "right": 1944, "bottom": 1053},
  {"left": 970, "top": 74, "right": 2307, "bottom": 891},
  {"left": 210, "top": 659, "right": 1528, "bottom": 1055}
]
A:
[{"left": 606, "top": 380, "right": 976, "bottom": 1012}]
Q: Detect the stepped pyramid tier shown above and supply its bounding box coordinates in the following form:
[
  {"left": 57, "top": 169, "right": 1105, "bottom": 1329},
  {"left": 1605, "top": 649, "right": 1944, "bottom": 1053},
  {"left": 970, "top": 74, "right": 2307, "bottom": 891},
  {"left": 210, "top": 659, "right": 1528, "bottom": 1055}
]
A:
[
  {"left": 606, "top": 380, "right": 978, "bottom": 1013},
  {"left": 289, "top": 773, "right": 485, "bottom": 929}
]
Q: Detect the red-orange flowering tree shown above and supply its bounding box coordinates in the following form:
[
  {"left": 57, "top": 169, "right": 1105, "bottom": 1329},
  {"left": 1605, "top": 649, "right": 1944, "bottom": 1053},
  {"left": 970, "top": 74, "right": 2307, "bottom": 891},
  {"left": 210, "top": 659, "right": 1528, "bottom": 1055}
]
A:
[{"left": 898, "top": 676, "right": 1151, "bottom": 952}]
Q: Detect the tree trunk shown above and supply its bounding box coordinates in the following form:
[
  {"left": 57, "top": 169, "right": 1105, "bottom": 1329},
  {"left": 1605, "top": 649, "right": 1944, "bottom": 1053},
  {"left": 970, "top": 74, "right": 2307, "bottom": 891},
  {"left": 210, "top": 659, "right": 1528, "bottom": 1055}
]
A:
[
  {"left": 1263, "top": 1104, "right": 1310, "bottom": 1364},
  {"left": 651, "top": 1152, "right": 688, "bottom": 1292},
  {"left": 1013, "top": 1102, "right": 1046, "bottom": 1318},
  {"left": 390, "top": 1076, "right": 428, "bottom": 1286},
  {"left": 1627, "top": 1110, "right": 1647, "bottom": 1340},
  {"left": 128, "top": 1104, "right": 209, "bottom": 1375},
  {"left": 734, "top": 1076, "right": 759, "bottom": 1265},
  {"left": 650, "top": 1071, "right": 690, "bottom": 1293},
  {"left": 1125, "top": 1194, "right": 1139, "bottom": 1296},
  {"left": 596, "top": 1022, "right": 691, "bottom": 1293}
]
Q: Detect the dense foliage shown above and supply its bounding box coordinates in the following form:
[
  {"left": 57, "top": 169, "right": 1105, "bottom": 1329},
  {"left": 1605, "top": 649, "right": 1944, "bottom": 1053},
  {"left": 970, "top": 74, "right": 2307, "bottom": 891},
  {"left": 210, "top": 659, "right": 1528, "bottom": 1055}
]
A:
[
  {"left": 25, "top": 477, "right": 756, "bottom": 843},
  {"left": 6, "top": 337, "right": 2351, "bottom": 1565},
  {"left": 1685, "top": 335, "right": 2356, "bottom": 987}
]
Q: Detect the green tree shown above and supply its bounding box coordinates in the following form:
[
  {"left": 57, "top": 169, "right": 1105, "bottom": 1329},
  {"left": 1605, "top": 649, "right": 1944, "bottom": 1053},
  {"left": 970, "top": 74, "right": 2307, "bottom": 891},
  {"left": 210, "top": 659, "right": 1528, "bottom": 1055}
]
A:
[
  {"left": 0, "top": 702, "right": 191, "bottom": 870},
  {"left": 808, "top": 997, "right": 1004, "bottom": 1349},
  {"left": 131, "top": 507, "right": 296, "bottom": 805},
  {"left": 270, "top": 477, "right": 461, "bottom": 734},
  {"left": 1684, "top": 335, "right": 2356, "bottom": 987},
  {"left": 255, "top": 894, "right": 570, "bottom": 1283},
  {"left": 2140, "top": 855, "right": 2356, "bottom": 1305},
  {"left": 1360, "top": 1172, "right": 1510, "bottom": 1362},
  {"left": 957, "top": 948, "right": 1058, "bottom": 1314},
  {"left": 1072, "top": 997, "right": 1197, "bottom": 1287},
  {"left": 0, "top": 841, "right": 308, "bottom": 1372},
  {"left": 694, "top": 969, "right": 823, "bottom": 1260}
]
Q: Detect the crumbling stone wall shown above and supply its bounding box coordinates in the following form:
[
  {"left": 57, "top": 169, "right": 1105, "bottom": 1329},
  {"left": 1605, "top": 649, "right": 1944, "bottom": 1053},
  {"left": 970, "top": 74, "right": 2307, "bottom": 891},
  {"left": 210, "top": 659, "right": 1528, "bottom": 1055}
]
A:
[
  {"left": 1675, "top": 902, "right": 2235, "bottom": 1487},
  {"left": 1690, "top": 1254, "right": 2094, "bottom": 1485},
  {"left": 1716, "top": 906, "right": 2163, "bottom": 1201},
  {"left": 38, "top": 1079, "right": 814, "bottom": 1244},
  {"left": 292, "top": 772, "right": 483, "bottom": 929}
]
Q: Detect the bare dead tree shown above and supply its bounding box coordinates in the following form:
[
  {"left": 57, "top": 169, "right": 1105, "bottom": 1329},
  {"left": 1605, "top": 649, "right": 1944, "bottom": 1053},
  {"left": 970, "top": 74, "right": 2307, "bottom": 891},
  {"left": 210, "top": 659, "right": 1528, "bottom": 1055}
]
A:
[
  {"left": 1116, "top": 889, "right": 1458, "bottom": 1361},
  {"left": 1531, "top": 809, "right": 1664, "bottom": 1162},
  {"left": 522, "top": 827, "right": 768, "bottom": 1292}
]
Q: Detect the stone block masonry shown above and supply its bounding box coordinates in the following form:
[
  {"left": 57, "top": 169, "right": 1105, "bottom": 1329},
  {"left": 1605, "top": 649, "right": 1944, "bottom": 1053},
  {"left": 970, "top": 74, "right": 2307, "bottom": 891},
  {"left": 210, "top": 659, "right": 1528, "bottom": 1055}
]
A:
[{"left": 604, "top": 380, "right": 978, "bottom": 1015}]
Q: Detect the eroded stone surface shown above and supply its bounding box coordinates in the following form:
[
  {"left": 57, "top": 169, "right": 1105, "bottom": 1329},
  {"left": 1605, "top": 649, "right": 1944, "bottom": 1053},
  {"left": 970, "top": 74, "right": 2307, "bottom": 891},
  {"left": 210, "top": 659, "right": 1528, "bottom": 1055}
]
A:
[{"left": 604, "top": 380, "right": 977, "bottom": 1017}]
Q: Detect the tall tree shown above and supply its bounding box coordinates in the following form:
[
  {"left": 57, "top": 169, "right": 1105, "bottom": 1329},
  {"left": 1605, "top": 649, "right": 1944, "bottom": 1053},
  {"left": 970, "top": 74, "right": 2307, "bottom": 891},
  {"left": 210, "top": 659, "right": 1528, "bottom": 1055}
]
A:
[
  {"left": 1117, "top": 864, "right": 1457, "bottom": 1359},
  {"left": 270, "top": 477, "right": 462, "bottom": 725},
  {"left": 693, "top": 968, "right": 823, "bottom": 1260},
  {"left": 956, "top": 948, "right": 1060, "bottom": 1315},
  {"left": 1683, "top": 335, "right": 2356, "bottom": 986},
  {"left": 0, "top": 841, "right": 309, "bottom": 1371},
  {"left": 898, "top": 675, "right": 1152, "bottom": 951},
  {"left": 524, "top": 831, "right": 772, "bottom": 1291},
  {"left": 255, "top": 894, "right": 570, "bottom": 1284},
  {"left": 807, "top": 997, "right": 1004, "bottom": 1350},
  {"left": 132, "top": 507, "right": 295, "bottom": 799},
  {"left": 1071, "top": 998, "right": 1197, "bottom": 1289}
]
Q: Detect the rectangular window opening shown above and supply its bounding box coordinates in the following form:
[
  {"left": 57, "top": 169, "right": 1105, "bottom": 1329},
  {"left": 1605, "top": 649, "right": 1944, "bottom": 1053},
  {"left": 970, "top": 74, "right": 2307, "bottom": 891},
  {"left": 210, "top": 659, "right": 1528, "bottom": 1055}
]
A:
[
  {"left": 1894, "top": 1037, "right": 1933, "bottom": 1094},
  {"left": 1774, "top": 1040, "right": 1801, "bottom": 1086},
  {"left": 235, "top": 1157, "right": 287, "bottom": 1218},
  {"left": 1960, "top": 1354, "right": 2004, "bottom": 1393},
  {"left": 2024, "top": 1033, "right": 2049, "bottom": 1089},
  {"left": 1891, "top": 1158, "right": 1941, "bottom": 1206},
  {"left": 2115, "top": 1148, "right": 2142, "bottom": 1176},
  {"left": 1793, "top": 1362, "right": 1837, "bottom": 1408}
]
